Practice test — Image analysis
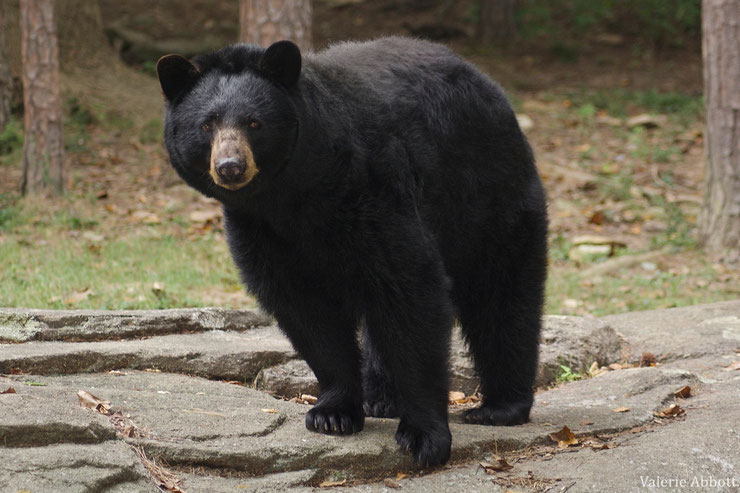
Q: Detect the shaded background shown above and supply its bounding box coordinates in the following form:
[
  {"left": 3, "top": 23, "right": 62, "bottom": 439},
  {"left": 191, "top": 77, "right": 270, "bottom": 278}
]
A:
[{"left": 1, "top": 0, "right": 735, "bottom": 315}]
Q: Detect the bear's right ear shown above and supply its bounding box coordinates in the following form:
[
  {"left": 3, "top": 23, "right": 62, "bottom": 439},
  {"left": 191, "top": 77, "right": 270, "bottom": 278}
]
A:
[
  {"left": 259, "top": 40, "right": 302, "bottom": 88},
  {"left": 156, "top": 55, "right": 200, "bottom": 101}
]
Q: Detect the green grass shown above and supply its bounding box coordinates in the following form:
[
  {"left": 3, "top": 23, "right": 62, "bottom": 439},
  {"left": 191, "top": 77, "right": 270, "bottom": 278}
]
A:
[
  {"left": 555, "top": 364, "right": 585, "bottom": 384},
  {"left": 564, "top": 89, "right": 703, "bottom": 123},
  {"left": 0, "top": 232, "right": 243, "bottom": 310},
  {"left": 545, "top": 248, "right": 736, "bottom": 316}
]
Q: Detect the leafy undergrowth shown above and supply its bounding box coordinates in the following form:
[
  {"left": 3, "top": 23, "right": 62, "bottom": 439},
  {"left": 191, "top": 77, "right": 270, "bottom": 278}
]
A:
[{"left": 0, "top": 80, "right": 737, "bottom": 314}]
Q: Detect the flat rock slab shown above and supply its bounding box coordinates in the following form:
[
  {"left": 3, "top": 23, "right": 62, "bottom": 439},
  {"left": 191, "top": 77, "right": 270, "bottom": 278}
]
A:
[
  {"left": 602, "top": 300, "right": 740, "bottom": 363},
  {"left": 0, "top": 442, "right": 156, "bottom": 493},
  {"left": 531, "top": 366, "right": 699, "bottom": 435},
  {"left": 511, "top": 378, "right": 740, "bottom": 493},
  {"left": 0, "top": 376, "right": 115, "bottom": 447},
  {"left": 1, "top": 367, "right": 696, "bottom": 488},
  {"left": 0, "top": 326, "right": 294, "bottom": 381},
  {"left": 0, "top": 307, "right": 272, "bottom": 342}
]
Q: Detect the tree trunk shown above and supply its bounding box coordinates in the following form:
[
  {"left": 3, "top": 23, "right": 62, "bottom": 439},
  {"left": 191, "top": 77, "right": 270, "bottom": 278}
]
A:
[
  {"left": 0, "top": 3, "right": 12, "bottom": 132},
  {"left": 239, "top": 0, "right": 312, "bottom": 52},
  {"left": 20, "top": 0, "right": 63, "bottom": 195},
  {"left": 699, "top": 0, "right": 740, "bottom": 262},
  {"left": 478, "top": 0, "right": 518, "bottom": 44}
]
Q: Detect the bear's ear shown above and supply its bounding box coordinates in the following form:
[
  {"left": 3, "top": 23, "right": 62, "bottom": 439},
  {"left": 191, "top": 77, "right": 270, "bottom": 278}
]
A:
[
  {"left": 156, "top": 55, "right": 200, "bottom": 101},
  {"left": 259, "top": 40, "right": 302, "bottom": 88}
]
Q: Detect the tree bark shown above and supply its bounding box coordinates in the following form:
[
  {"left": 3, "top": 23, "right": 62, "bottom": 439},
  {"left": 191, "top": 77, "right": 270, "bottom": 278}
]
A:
[
  {"left": 239, "top": 0, "right": 312, "bottom": 52},
  {"left": 0, "top": 3, "right": 12, "bottom": 132},
  {"left": 699, "top": 0, "right": 740, "bottom": 262},
  {"left": 20, "top": 0, "right": 63, "bottom": 195},
  {"left": 478, "top": 0, "right": 519, "bottom": 44}
]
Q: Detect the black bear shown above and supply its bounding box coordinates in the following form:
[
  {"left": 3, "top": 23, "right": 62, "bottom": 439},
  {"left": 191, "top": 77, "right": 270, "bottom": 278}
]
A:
[{"left": 157, "top": 37, "right": 547, "bottom": 467}]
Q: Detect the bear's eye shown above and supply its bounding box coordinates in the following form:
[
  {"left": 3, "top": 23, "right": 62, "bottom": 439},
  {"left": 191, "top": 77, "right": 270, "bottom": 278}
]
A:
[
  {"left": 201, "top": 122, "right": 212, "bottom": 133},
  {"left": 248, "top": 119, "right": 261, "bottom": 129}
]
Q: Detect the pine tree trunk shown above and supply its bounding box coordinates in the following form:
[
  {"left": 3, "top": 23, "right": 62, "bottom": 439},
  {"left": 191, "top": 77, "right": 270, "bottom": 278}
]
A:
[
  {"left": 239, "top": 0, "right": 312, "bottom": 52},
  {"left": 20, "top": 0, "right": 63, "bottom": 195},
  {"left": 0, "top": 3, "right": 13, "bottom": 132},
  {"left": 699, "top": 0, "right": 740, "bottom": 262},
  {"left": 478, "top": 0, "right": 518, "bottom": 44}
]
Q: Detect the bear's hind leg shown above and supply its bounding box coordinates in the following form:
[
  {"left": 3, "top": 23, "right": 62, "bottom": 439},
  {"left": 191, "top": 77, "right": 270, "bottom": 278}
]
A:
[
  {"left": 458, "top": 226, "right": 546, "bottom": 426},
  {"left": 362, "top": 325, "right": 399, "bottom": 418}
]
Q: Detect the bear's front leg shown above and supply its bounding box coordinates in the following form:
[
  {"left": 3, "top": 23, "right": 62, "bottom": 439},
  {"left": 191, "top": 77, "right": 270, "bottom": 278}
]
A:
[
  {"left": 362, "top": 239, "right": 455, "bottom": 467},
  {"left": 275, "top": 306, "right": 365, "bottom": 436}
]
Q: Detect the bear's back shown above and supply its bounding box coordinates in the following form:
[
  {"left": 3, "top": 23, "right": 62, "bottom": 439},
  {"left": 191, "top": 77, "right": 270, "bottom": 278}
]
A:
[{"left": 303, "top": 37, "right": 512, "bottom": 142}]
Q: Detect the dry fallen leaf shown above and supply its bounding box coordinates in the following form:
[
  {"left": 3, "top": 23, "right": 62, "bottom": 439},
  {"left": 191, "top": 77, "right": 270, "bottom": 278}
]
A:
[
  {"left": 82, "top": 231, "right": 104, "bottom": 243},
  {"left": 480, "top": 456, "right": 513, "bottom": 473},
  {"left": 261, "top": 408, "right": 278, "bottom": 414},
  {"left": 655, "top": 403, "right": 684, "bottom": 418},
  {"left": 65, "top": 289, "right": 94, "bottom": 305},
  {"left": 319, "top": 479, "right": 346, "bottom": 488},
  {"left": 384, "top": 478, "right": 401, "bottom": 489},
  {"left": 108, "top": 370, "right": 127, "bottom": 376},
  {"left": 725, "top": 361, "right": 740, "bottom": 372},
  {"left": 629, "top": 426, "right": 646, "bottom": 433},
  {"left": 579, "top": 420, "right": 594, "bottom": 426},
  {"left": 77, "top": 390, "right": 111, "bottom": 415},
  {"left": 613, "top": 406, "right": 630, "bottom": 413},
  {"left": 130, "top": 210, "right": 161, "bottom": 224},
  {"left": 639, "top": 352, "right": 656, "bottom": 367},
  {"left": 300, "top": 394, "right": 318, "bottom": 404},
  {"left": 586, "top": 441, "right": 610, "bottom": 451},
  {"left": 674, "top": 386, "right": 691, "bottom": 399},
  {"left": 395, "top": 473, "right": 409, "bottom": 480},
  {"left": 189, "top": 209, "right": 221, "bottom": 224},
  {"left": 449, "top": 391, "right": 466, "bottom": 402},
  {"left": 1, "top": 386, "right": 16, "bottom": 394},
  {"left": 549, "top": 426, "right": 579, "bottom": 448}
]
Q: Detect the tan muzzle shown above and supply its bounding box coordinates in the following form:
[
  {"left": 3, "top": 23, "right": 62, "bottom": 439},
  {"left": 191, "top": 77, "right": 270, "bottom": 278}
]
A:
[{"left": 209, "top": 127, "right": 259, "bottom": 190}]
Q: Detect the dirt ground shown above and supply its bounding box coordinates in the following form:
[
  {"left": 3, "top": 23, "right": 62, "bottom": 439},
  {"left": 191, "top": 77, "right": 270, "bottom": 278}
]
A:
[{"left": 0, "top": 1, "right": 736, "bottom": 314}]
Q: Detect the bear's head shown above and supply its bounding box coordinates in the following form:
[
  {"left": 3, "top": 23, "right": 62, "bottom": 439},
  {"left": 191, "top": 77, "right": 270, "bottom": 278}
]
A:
[{"left": 156, "top": 41, "right": 302, "bottom": 203}]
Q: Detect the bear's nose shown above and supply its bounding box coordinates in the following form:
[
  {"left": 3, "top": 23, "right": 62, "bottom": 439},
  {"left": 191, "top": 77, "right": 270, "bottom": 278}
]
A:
[{"left": 216, "top": 157, "right": 246, "bottom": 182}]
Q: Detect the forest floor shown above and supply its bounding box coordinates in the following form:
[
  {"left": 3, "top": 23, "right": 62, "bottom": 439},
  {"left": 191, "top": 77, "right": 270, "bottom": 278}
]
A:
[{"left": 0, "top": 0, "right": 737, "bottom": 315}]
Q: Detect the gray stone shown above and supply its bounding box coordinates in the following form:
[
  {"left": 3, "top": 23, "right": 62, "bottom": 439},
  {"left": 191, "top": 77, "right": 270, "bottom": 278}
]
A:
[
  {"left": 531, "top": 367, "right": 698, "bottom": 434},
  {"left": 255, "top": 358, "right": 320, "bottom": 398},
  {"left": 0, "top": 326, "right": 295, "bottom": 380},
  {"left": 515, "top": 378, "right": 740, "bottom": 493},
  {"left": 602, "top": 300, "right": 740, "bottom": 363},
  {"left": 0, "top": 442, "right": 156, "bottom": 493},
  {"left": 3, "top": 302, "right": 739, "bottom": 491},
  {"left": 180, "top": 469, "right": 317, "bottom": 492},
  {"left": 537, "top": 315, "right": 625, "bottom": 386},
  {"left": 5, "top": 366, "right": 691, "bottom": 487},
  {"left": 0, "top": 307, "right": 272, "bottom": 342},
  {"left": 0, "top": 376, "right": 115, "bottom": 447}
]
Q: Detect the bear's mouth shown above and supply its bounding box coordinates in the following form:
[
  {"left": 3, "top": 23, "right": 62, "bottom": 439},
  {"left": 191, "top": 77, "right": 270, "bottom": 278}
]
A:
[{"left": 209, "top": 127, "right": 259, "bottom": 190}]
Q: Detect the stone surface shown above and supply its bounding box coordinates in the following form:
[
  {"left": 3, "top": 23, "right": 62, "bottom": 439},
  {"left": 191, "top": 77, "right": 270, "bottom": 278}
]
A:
[
  {"left": 0, "top": 376, "right": 115, "bottom": 447},
  {"left": 537, "top": 315, "right": 625, "bottom": 385},
  {"left": 0, "top": 443, "right": 156, "bottom": 493},
  {"left": 0, "top": 326, "right": 295, "bottom": 380},
  {"left": 2, "top": 301, "right": 739, "bottom": 491},
  {"left": 516, "top": 378, "right": 740, "bottom": 493},
  {"left": 602, "top": 300, "right": 740, "bottom": 363},
  {"left": 0, "top": 307, "right": 272, "bottom": 342},
  {"left": 255, "top": 358, "right": 321, "bottom": 398}
]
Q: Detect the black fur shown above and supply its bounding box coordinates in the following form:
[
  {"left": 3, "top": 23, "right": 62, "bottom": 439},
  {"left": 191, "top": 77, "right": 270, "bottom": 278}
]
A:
[{"left": 158, "top": 37, "right": 548, "bottom": 467}]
